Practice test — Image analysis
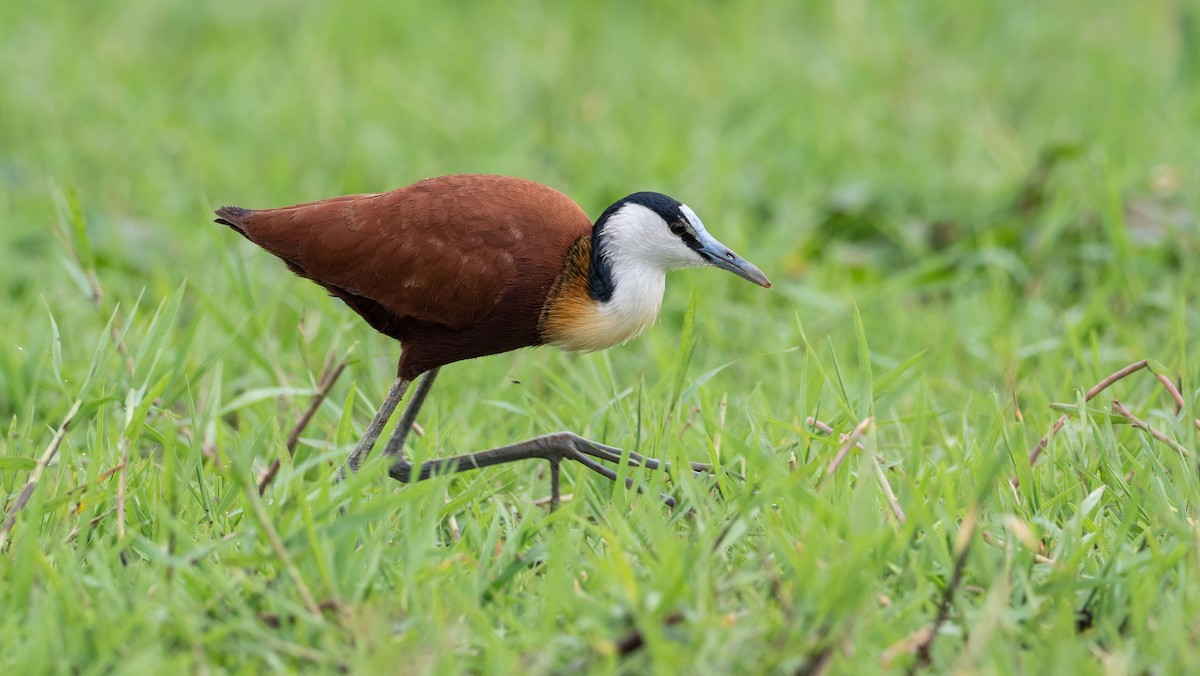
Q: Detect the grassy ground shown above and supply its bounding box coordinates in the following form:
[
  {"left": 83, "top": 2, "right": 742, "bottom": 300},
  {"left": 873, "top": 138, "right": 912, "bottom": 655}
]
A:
[{"left": 3, "top": 0, "right": 1200, "bottom": 672}]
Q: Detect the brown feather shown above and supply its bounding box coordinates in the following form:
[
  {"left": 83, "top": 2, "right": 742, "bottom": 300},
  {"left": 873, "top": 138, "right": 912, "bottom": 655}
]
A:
[
  {"left": 538, "top": 236, "right": 596, "bottom": 345},
  {"left": 218, "top": 175, "right": 593, "bottom": 379}
]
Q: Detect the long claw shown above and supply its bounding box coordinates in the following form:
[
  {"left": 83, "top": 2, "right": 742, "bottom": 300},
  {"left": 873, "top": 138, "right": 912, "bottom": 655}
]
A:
[
  {"left": 570, "top": 450, "right": 676, "bottom": 509},
  {"left": 572, "top": 437, "right": 713, "bottom": 477},
  {"left": 384, "top": 431, "right": 714, "bottom": 510}
]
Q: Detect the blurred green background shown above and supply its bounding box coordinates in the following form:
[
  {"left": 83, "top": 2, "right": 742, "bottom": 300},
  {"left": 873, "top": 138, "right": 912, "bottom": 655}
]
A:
[
  {"left": 5, "top": 1, "right": 1195, "bottom": 297},
  {"left": 3, "top": 1, "right": 1200, "bottom": 673}
]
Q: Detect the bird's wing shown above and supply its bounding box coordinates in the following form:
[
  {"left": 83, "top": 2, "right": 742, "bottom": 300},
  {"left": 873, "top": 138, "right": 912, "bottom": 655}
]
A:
[{"left": 226, "top": 175, "right": 591, "bottom": 330}]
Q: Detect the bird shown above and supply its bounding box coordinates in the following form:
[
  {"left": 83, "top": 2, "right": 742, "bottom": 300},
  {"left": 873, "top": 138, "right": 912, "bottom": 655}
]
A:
[{"left": 215, "top": 174, "right": 770, "bottom": 508}]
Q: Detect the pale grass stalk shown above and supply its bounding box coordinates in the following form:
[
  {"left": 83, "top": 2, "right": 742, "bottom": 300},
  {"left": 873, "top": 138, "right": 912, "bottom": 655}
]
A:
[
  {"left": 820, "top": 416, "right": 873, "bottom": 483},
  {"left": 1019, "top": 360, "right": 1151, "bottom": 487},
  {"left": 242, "top": 479, "right": 323, "bottom": 617},
  {"left": 1, "top": 399, "right": 83, "bottom": 550},
  {"left": 258, "top": 357, "right": 349, "bottom": 495},
  {"left": 1111, "top": 400, "right": 1191, "bottom": 458},
  {"left": 809, "top": 415, "right": 904, "bottom": 523}
]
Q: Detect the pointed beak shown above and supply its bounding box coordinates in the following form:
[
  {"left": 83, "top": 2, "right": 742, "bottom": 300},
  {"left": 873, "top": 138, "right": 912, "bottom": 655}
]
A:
[{"left": 696, "top": 233, "right": 772, "bottom": 288}]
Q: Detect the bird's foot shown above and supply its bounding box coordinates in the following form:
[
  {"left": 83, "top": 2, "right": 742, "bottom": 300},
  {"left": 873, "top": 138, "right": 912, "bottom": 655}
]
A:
[{"left": 386, "top": 431, "right": 713, "bottom": 510}]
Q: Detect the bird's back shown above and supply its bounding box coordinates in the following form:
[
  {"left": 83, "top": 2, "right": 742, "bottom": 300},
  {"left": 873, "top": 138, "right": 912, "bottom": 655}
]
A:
[{"left": 216, "top": 175, "right": 593, "bottom": 376}]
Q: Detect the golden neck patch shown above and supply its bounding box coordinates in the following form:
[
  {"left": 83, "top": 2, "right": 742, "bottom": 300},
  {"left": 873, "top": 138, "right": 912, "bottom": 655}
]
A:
[{"left": 539, "top": 236, "right": 665, "bottom": 352}]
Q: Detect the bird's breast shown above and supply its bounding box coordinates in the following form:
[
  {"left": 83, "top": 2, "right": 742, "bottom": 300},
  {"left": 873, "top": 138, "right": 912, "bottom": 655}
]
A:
[{"left": 539, "top": 237, "right": 666, "bottom": 352}]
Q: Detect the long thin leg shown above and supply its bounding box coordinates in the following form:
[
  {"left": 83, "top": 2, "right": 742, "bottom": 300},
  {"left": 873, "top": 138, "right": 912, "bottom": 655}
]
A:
[
  {"left": 341, "top": 376, "right": 411, "bottom": 476},
  {"left": 381, "top": 367, "right": 440, "bottom": 460},
  {"left": 549, "top": 457, "right": 561, "bottom": 511}
]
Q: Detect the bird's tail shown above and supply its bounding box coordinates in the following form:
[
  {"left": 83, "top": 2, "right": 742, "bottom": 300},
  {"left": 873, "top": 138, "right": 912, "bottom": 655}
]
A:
[{"left": 214, "top": 206, "right": 254, "bottom": 234}]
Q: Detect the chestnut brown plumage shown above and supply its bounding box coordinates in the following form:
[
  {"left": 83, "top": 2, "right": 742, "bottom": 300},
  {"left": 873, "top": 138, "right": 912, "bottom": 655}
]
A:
[{"left": 216, "top": 174, "right": 770, "bottom": 508}]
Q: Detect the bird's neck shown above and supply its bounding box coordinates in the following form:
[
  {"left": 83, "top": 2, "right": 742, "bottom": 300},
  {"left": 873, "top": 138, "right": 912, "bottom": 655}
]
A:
[{"left": 538, "top": 228, "right": 666, "bottom": 352}]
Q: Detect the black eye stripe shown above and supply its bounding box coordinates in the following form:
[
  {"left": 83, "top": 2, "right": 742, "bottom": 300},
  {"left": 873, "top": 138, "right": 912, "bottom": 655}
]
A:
[
  {"left": 677, "top": 227, "right": 704, "bottom": 252},
  {"left": 590, "top": 191, "right": 703, "bottom": 302}
]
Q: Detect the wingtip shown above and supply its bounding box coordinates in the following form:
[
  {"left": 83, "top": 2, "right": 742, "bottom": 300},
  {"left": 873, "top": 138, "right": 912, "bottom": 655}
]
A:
[{"left": 214, "top": 205, "right": 253, "bottom": 231}]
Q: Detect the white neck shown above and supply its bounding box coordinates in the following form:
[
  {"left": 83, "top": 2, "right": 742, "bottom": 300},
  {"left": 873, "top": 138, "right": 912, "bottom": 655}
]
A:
[
  {"left": 546, "top": 202, "right": 706, "bottom": 352},
  {"left": 593, "top": 259, "right": 666, "bottom": 345},
  {"left": 548, "top": 204, "right": 682, "bottom": 351},
  {"left": 587, "top": 202, "right": 693, "bottom": 346}
]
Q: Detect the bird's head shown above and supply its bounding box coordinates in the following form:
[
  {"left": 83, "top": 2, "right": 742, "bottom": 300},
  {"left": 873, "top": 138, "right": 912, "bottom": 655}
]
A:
[{"left": 591, "top": 192, "right": 771, "bottom": 291}]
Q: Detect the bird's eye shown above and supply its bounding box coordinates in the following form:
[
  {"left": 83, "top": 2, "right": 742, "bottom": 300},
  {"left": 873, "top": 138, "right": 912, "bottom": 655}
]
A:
[{"left": 669, "top": 220, "right": 688, "bottom": 236}]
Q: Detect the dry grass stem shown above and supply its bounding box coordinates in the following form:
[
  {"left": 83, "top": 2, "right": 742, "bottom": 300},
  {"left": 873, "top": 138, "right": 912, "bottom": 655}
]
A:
[
  {"left": 1152, "top": 373, "right": 1199, "bottom": 430},
  {"left": 806, "top": 417, "right": 836, "bottom": 436},
  {"left": 61, "top": 462, "right": 125, "bottom": 501},
  {"left": 809, "top": 416, "right": 903, "bottom": 522},
  {"left": 823, "top": 416, "right": 874, "bottom": 480},
  {"left": 117, "top": 436, "right": 130, "bottom": 565},
  {"left": 258, "top": 358, "right": 349, "bottom": 495},
  {"left": 870, "top": 453, "right": 907, "bottom": 525},
  {"left": 244, "top": 479, "right": 323, "bottom": 617},
  {"left": 1022, "top": 360, "right": 1200, "bottom": 486},
  {"left": 908, "top": 506, "right": 979, "bottom": 673},
  {"left": 1009, "top": 371, "right": 1024, "bottom": 423},
  {"left": 62, "top": 507, "right": 117, "bottom": 545},
  {"left": 1021, "top": 360, "right": 1151, "bottom": 486},
  {"left": 533, "top": 492, "right": 574, "bottom": 508},
  {"left": 881, "top": 627, "right": 933, "bottom": 671},
  {"left": 1154, "top": 373, "right": 1186, "bottom": 413},
  {"left": 1111, "top": 400, "right": 1191, "bottom": 457},
  {"left": 1, "top": 399, "right": 83, "bottom": 550}
]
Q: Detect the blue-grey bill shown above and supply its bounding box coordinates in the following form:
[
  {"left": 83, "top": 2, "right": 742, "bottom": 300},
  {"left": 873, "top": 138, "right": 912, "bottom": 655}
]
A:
[
  {"left": 716, "top": 254, "right": 771, "bottom": 288},
  {"left": 698, "top": 238, "right": 772, "bottom": 288}
]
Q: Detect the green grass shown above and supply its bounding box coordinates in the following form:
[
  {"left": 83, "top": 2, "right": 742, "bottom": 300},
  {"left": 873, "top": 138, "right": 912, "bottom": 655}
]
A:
[{"left": 3, "top": 0, "right": 1200, "bottom": 672}]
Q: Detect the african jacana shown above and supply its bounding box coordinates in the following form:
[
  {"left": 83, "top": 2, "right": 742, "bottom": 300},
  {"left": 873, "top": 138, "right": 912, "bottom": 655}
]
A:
[{"left": 216, "top": 174, "right": 770, "bottom": 507}]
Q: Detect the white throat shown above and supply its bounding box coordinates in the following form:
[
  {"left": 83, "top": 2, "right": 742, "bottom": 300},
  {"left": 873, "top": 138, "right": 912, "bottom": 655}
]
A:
[
  {"left": 545, "top": 201, "right": 711, "bottom": 353},
  {"left": 593, "top": 259, "right": 667, "bottom": 347},
  {"left": 588, "top": 203, "right": 702, "bottom": 347}
]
